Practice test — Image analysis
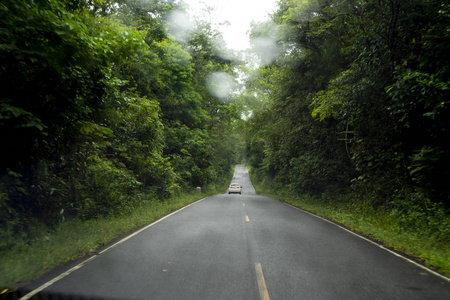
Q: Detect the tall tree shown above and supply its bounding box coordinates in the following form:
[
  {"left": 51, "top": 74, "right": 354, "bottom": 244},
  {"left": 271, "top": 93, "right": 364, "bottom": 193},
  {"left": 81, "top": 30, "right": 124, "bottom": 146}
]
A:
[{"left": 245, "top": 0, "right": 450, "bottom": 206}]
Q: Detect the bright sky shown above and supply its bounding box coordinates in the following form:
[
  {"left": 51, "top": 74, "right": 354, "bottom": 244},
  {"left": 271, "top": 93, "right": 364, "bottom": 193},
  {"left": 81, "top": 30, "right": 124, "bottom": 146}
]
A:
[{"left": 182, "top": 0, "right": 278, "bottom": 51}]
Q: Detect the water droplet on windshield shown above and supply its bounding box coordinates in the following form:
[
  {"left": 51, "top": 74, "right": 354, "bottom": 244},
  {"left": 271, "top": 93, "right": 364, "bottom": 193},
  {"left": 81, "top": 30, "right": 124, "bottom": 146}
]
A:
[
  {"left": 206, "top": 72, "right": 236, "bottom": 99},
  {"left": 166, "top": 10, "right": 194, "bottom": 43}
]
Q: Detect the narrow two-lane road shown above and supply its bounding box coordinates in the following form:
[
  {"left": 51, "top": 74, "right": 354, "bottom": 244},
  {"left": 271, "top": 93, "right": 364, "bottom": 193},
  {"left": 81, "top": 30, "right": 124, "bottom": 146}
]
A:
[{"left": 22, "top": 165, "right": 450, "bottom": 299}]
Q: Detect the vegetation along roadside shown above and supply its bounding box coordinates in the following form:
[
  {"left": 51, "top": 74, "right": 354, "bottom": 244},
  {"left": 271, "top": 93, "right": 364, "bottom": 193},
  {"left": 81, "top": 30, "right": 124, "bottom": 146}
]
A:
[
  {"left": 251, "top": 178, "right": 450, "bottom": 278},
  {"left": 2, "top": 0, "right": 450, "bottom": 295},
  {"left": 243, "top": 0, "right": 450, "bottom": 281},
  {"left": 0, "top": 185, "right": 226, "bottom": 292},
  {"left": 1, "top": 0, "right": 239, "bottom": 292}
]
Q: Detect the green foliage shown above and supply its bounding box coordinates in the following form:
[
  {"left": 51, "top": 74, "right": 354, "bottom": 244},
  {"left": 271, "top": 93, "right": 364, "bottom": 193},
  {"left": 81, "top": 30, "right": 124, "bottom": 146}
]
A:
[
  {"left": 0, "top": 0, "right": 241, "bottom": 260},
  {"left": 262, "top": 186, "right": 450, "bottom": 276},
  {"left": 245, "top": 0, "right": 450, "bottom": 209},
  {"left": 0, "top": 189, "right": 223, "bottom": 291},
  {"left": 80, "top": 157, "right": 142, "bottom": 218},
  {"left": 388, "top": 190, "right": 449, "bottom": 243},
  {"left": 243, "top": 1, "right": 450, "bottom": 272}
]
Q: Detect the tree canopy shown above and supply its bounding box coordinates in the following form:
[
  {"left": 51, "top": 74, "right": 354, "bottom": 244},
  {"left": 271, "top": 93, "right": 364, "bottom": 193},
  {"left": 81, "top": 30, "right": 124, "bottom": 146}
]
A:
[
  {"left": 1, "top": 0, "right": 449, "bottom": 253},
  {"left": 0, "top": 0, "right": 241, "bottom": 238},
  {"left": 243, "top": 0, "right": 450, "bottom": 208}
]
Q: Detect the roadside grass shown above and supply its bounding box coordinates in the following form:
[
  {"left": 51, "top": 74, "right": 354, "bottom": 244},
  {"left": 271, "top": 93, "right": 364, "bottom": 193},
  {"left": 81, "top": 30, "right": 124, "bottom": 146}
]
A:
[
  {"left": 253, "top": 184, "right": 450, "bottom": 278},
  {"left": 0, "top": 187, "right": 223, "bottom": 292}
]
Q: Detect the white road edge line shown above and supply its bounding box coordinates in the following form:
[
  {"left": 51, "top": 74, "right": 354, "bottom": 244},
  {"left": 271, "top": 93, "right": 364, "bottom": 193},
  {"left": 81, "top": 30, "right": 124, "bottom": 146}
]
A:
[
  {"left": 20, "top": 197, "right": 208, "bottom": 300},
  {"left": 284, "top": 202, "right": 450, "bottom": 283}
]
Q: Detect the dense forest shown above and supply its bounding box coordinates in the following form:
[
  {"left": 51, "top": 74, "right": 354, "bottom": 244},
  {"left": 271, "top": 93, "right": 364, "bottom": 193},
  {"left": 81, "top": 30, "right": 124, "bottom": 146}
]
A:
[
  {"left": 244, "top": 0, "right": 449, "bottom": 243},
  {"left": 0, "top": 0, "right": 242, "bottom": 245},
  {"left": 242, "top": 0, "right": 450, "bottom": 255},
  {"left": 1, "top": 0, "right": 449, "bottom": 276}
]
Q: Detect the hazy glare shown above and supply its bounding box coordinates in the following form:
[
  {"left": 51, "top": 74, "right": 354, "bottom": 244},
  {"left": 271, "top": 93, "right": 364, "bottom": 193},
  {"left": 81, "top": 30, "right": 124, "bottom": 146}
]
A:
[
  {"left": 182, "top": 0, "right": 278, "bottom": 51},
  {"left": 206, "top": 72, "right": 236, "bottom": 99},
  {"left": 250, "top": 37, "right": 280, "bottom": 66},
  {"left": 166, "top": 9, "right": 194, "bottom": 43}
]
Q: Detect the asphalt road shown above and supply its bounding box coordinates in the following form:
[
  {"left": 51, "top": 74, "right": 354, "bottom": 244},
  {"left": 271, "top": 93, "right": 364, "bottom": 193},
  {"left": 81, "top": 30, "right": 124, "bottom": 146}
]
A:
[{"left": 21, "top": 165, "right": 450, "bottom": 299}]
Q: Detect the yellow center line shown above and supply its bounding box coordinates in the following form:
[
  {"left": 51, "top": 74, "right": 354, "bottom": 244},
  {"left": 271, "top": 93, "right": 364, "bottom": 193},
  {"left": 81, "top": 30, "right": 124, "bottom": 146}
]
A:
[
  {"left": 255, "top": 263, "right": 270, "bottom": 300},
  {"left": 243, "top": 203, "right": 245, "bottom": 206},
  {"left": 246, "top": 215, "right": 250, "bottom": 222}
]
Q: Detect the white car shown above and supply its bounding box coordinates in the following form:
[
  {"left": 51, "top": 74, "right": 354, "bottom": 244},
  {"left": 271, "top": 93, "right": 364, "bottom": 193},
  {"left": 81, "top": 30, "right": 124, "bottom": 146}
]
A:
[{"left": 228, "top": 183, "right": 242, "bottom": 194}]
